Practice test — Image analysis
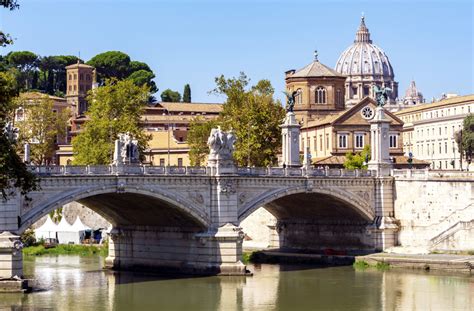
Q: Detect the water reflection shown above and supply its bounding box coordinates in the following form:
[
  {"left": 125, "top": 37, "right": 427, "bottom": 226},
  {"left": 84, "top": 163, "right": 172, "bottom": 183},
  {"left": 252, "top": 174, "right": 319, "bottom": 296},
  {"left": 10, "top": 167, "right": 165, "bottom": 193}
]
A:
[{"left": 0, "top": 256, "right": 472, "bottom": 311}]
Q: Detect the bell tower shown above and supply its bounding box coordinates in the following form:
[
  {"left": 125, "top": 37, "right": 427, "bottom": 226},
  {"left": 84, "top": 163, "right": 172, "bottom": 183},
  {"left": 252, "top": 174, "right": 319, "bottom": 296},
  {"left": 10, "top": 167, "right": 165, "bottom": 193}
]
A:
[{"left": 65, "top": 61, "right": 96, "bottom": 116}]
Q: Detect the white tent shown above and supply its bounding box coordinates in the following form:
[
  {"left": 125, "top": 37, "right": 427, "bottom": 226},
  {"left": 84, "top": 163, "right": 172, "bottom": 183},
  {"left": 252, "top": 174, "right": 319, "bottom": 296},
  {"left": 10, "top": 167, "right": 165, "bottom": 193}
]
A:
[
  {"left": 56, "top": 217, "right": 78, "bottom": 244},
  {"left": 71, "top": 217, "right": 90, "bottom": 243},
  {"left": 35, "top": 215, "right": 58, "bottom": 241}
]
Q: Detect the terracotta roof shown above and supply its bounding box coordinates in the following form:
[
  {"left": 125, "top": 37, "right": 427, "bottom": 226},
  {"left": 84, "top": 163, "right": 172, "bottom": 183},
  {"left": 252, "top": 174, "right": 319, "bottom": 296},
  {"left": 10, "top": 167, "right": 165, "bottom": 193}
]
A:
[
  {"left": 19, "top": 92, "right": 66, "bottom": 102},
  {"left": 65, "top": 63, "right": 95, "bottom": 69},
  {"left": 395, "top": 94, "right": 474, "bottom": 115},
  {"left": 157, "top": 102, "right": 223, "bottom": 113},
  {"left": 289, "top": 60, "right": 346, "bottom": 78},
  {"left": 304, "top": 111, "right": 346, "bottom": 128}
]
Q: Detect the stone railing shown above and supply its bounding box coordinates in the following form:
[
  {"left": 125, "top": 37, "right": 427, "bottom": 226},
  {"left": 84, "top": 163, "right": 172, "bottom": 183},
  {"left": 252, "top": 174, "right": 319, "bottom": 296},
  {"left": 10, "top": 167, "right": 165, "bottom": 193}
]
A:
[
  {"left": 29, "top": 165, "right": 373, "bottom": 178},
  {"left": 392, "top": 168, "right": 474, "bottom": 180}
]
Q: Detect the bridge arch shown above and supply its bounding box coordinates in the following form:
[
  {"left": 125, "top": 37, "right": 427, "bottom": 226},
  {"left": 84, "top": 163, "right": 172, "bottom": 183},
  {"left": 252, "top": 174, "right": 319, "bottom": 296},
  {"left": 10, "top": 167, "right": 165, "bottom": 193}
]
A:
[
  {"left": 20, "top": 185, "right": 210, "bottom": 233},
  {"left": 238, "top": 186, "right": 374, "bottom": 224}
]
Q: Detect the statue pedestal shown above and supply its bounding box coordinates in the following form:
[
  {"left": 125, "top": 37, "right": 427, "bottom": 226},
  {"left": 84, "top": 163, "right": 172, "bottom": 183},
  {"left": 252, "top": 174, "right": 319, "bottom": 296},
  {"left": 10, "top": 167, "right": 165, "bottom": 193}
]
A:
[
  {"left": 368, "top": 107, "right": 392, "bottom": 177},
  {"left": 281, "top": 112, "right": 301, "bottom": 168}
]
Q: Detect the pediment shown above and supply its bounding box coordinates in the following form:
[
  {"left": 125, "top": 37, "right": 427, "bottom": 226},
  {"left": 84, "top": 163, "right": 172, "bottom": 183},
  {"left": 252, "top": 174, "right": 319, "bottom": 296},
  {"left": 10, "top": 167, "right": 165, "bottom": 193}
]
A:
[{"left": 333, "top": 97, "right": 404, "bottom": 126}]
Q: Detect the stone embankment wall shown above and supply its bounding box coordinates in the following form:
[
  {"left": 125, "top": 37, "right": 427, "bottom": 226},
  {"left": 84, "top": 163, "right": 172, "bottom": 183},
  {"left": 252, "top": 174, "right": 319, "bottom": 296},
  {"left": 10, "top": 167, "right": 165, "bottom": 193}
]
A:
[{"left": 393, "top": 171, "right": 474, "bottom": 252}]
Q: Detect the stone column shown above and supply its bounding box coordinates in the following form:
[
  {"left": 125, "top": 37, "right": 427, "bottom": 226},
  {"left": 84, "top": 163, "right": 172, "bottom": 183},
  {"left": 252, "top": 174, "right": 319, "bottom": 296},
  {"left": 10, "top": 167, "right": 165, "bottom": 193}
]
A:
[
  {"left": 281, "top": 111, "right": 301, "bottom": 167},
  {"left": 366, "top": 107, "right": 399, "bottom": 250},
  {"left": 368, "top": 106, "right": 392, "bottom": 177},
  {"left": 0, "top": 232, "right": 23, "bottom": 278}
]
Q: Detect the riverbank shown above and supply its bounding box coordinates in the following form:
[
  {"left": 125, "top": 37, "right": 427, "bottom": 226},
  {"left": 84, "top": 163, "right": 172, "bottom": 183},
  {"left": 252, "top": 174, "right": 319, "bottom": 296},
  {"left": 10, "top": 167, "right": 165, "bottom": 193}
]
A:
[
  {"left": 23, "top": 244, "right": 108, "bottom": 257},
  {"left": 243, "top": 250, "right": 354, "bottom": 265},
  {"left": 355, "top": 253, "right": 474, "bottom": 274}
]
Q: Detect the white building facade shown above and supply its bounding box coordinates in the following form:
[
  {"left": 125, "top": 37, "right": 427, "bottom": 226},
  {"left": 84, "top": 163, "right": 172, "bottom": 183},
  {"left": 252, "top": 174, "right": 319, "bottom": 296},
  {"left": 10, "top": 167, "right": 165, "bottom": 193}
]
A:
[{"left": 396, "top": 95, "right": 474, "bottom": 170}]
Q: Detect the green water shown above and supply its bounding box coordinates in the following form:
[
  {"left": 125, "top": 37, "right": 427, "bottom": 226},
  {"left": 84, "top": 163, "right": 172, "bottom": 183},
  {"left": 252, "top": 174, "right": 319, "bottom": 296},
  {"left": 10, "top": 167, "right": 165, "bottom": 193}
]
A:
[{"left": 1, "top": 255, "right": 473, "bottom": 311}]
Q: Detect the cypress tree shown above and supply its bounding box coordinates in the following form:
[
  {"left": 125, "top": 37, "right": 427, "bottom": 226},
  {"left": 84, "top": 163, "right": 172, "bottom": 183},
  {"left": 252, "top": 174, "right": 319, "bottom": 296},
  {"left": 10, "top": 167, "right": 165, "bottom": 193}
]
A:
[{"left": 183, "top": 84, "right": 191, "bottom": 103}]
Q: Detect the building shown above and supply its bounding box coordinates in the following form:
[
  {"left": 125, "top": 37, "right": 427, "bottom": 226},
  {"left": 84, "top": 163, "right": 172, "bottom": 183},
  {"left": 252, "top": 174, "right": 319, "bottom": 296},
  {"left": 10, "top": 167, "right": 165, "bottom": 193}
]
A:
[
  {"left": 403, "top": 80, "right": 424, "bottom": 106},
  {"left": 285, "top": 52, "right": 347, "bottom": 126},
  {"left": 140, "top": 102, "right": 222, "bottom": 166},
  {"left": 335, "top": 16, "right": 399, "bottom": 109},
  {"left": 14, "top": 92, "right": 71, "bottom": 164},
  {"left": 395, "top": 94, "right": 474, "bottom": 170},
  {"left": 65, "top": 61, "right": 96, "bottom": 117},
  {"left": 300, "top": 97, "right": 427, "bottom": 168}
]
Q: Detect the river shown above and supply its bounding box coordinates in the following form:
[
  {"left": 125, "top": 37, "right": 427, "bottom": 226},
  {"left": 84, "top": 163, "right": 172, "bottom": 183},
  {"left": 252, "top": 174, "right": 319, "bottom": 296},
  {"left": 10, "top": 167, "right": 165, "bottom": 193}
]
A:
[{"left": 0, "top": 255, "right": 473, "bottom": 310}]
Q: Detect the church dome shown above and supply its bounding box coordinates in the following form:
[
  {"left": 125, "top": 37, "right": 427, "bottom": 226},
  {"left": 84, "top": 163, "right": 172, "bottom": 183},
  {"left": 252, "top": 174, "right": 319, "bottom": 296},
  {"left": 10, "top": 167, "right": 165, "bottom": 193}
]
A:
[{"left": 335, "top": 17, "right": 394, "bottom": 79}]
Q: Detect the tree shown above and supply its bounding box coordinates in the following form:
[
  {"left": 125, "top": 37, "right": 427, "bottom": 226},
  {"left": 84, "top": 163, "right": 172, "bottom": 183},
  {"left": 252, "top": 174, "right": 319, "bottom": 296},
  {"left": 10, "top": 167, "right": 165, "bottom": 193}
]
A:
[
  {"left": 455, "top": 114, "right": 474, "bottom": 168},
  {"left": 6, "top": 51, "right": 38, "bottom": 90},
  {"left": 128, "top": 69, "right": 158, "bottom": 93},
  {"left": 187, "top": 117, "right": 219, "bottom": 166},
  {"left": 183, "top": 84, "right": 191, "bottom": 102},
  {"left": 72, "top": 79, "right": 151, "bottom": 165},
  {"left": 0, "top": 70, "right": 38, "bottom": 199},
  {"left": 343, "top": 145, "right": 371, "bottom": 169},
  {"left": 0, "top": 0, "right": 19, "bottom": 47},
  {"left": 87, "top": 51, "right": 131, "bottom": 82},
  {"left": 161, "top": 89, "right": 181, "bottom": 102},
  {"left": 15, "top": 95, "right": 70, "bottom": 165},
  {"left": 211, "top": 73, "right": 285, "bottom": 166}
]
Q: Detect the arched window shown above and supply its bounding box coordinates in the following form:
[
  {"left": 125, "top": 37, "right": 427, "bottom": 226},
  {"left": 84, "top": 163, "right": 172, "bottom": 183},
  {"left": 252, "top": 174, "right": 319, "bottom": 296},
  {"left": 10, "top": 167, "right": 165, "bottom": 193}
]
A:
[
  {"left": 296, "top": 88, "right": 303, "bottom": 104},
  {"left": 315, "top": 87, "right": 326, "bottom": 104}
]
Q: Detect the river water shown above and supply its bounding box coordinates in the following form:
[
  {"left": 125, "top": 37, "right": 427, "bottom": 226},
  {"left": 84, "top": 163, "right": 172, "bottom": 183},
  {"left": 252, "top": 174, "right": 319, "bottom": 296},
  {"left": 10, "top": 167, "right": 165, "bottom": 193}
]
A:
[{"left": 1, "top": 255, "right": 473, "bottom": 311}]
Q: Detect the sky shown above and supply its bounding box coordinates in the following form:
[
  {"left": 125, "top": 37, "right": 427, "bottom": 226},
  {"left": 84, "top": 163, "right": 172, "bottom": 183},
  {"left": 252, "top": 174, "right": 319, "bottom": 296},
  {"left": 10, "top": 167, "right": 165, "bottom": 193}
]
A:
[{"left": 1, "top": 0, "right": 473, "bottom": 103}]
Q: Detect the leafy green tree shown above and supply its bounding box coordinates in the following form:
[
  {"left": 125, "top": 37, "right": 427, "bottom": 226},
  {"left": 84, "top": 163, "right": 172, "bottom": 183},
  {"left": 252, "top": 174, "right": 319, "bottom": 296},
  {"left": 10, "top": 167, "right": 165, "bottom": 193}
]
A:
[
  {"left": 6, "top": 51, "right": 38, "bottom": 90},
  {"left": 183, "top": 84, "right": 191, "bottom": 102},
  {"left": 187, "top": 117, "right": 219, "bottom": 166},
  {"left": 16, "top": 95, "right": 70, "bottom": 165},
  {"left": 0, "top": 70, "right": 38, "bottom": 199},
  {"left": 343, "top": 145, "right": 371, "bottom": 169},
  {"left": 87, "top": 51, "right": 131, "bottom": 81},
  {"left": 72, "top": 79, "right": 151, "bottom": 165},
  {"left": 210, "top": 73, "right": 285, "bottom": 166},
  {"left": 129, "top": 61, "right": 152, "bottom": 73},
  {"left": 456, "top": 114, "right": 474, "bottom": 165},
  {"left": 161, "top": 89, "right": 181, "bottom": 102},
  {"left": 0, "top": 0, "right": 19, "bottom": 47},
  {"left": 128, "top": 69, "right": 158, "bottom": 93}
]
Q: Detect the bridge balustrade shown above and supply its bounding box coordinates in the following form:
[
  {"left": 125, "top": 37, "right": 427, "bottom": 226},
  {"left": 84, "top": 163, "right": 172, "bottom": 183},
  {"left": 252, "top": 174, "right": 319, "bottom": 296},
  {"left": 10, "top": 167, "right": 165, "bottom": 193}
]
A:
[{"left": 27, "top": 165, "right": 373, "bottom": 178}]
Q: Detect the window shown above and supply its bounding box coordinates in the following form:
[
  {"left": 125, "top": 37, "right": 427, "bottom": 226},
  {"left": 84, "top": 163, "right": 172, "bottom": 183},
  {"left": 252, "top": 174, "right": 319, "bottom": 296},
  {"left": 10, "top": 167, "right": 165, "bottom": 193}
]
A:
[
  {"left": 86, "top": 74, "right": 91, "bottom": 81},
  {"left": 326, "top": 134, "right": 329, "bottom": 149},
  {"left": 439, "top": 143, "right": 442, "bottom": 154},
  {"left": 363, "top": 86, "right": 370, "bottom": 96},
  {"left": 445, "top": 142, "right": 448, "bottom": 154},
  {"left": 336, "top": 89, "right": 342, "bottom": 105},
  {"left": 15, "top": 108, "right": 24, "bottom": 121},
  {"left": 68, "top": 85, "right": 72, "bottom": 92},
  {"left": 314, "top": 137, "right": 317, "bottom": 151},
  {"left": 307, "top": 137, "right": 310, "bottom": 150},
  {"left": 352, "top": 87, "right": 358, "bottom": 98},
  {"left": 79, "top": 85, "right": 84, "bottom": 91},
  {"left": 74, "top": 74, "right": 77, "bottom": 80},
  {"left": 296, "top": 89, "right": 303, "bottom": 104},
  {"left": 80, "top": 74, "right": 83, "bottom": 81},
  {"left": 389, "top": 134, "right": 398, "bottom": 148},
  {"left": 177, "top": 158, "right": 183, "bottom": 167},
  {"left": 316, "top": 87, "right": 326, "bottom": 104},
  {"left": 73, "top": 85, "right": 76, "bottom": 91},
  {"left": 159, "top": 159, "right": 165, "bottom": 166},
  {"left": 355, "top": 133, "right": 364, "bottom": 148},
  {"left": 319, "top": 135, "right": 323, "bottom": 151},
  {"left": 338, "top": 134, "right": 348, "bottom": 148},
  {"left": 69, "top": 74, "right": 72, "bottom": 80},
  {"left": 445, "top": 127, "right": 447, "bottom": 135},
  {"left": 439, "top": 128, "right": 441, "bottom": 135}
]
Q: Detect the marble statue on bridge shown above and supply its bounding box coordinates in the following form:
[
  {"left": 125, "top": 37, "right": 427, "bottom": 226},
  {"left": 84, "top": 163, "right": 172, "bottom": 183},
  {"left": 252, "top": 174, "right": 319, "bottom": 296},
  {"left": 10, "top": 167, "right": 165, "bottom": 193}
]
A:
[
  {"left": 207, "top": 126, "right": 236, "bottom": 173},
  {"left": 113, "top": 132, "right": 140, "bottom": 165}
]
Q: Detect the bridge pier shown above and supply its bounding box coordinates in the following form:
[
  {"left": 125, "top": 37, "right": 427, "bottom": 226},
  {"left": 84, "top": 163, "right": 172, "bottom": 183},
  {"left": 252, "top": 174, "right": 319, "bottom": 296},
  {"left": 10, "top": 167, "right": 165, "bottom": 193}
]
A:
[{"left": 105, "top": 224, "right": 246, "bottom": 275}]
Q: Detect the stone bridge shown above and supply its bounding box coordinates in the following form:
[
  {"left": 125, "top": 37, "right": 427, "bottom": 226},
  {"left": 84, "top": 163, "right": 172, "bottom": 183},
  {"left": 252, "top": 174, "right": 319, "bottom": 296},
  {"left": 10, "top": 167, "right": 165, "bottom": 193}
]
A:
[{"left": 0, "top": 165, "right": 397, "bottom": 278}]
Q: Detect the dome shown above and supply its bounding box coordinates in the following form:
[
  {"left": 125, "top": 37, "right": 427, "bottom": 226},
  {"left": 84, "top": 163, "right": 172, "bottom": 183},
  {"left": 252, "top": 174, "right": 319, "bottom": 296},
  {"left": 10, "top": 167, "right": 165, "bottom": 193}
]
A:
[{"left": 335, "top": 17, "right": 394, "bottom": 79}]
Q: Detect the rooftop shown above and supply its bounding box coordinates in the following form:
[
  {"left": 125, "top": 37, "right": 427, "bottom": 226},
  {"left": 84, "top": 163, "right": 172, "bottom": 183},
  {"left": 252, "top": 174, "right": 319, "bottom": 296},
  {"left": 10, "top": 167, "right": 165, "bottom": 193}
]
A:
[
  {"left": 395, "top": 94, "right": 474, "bottom": 116},
  {"left": 154, "top": 102, "right": 223, "bottom": 113}
]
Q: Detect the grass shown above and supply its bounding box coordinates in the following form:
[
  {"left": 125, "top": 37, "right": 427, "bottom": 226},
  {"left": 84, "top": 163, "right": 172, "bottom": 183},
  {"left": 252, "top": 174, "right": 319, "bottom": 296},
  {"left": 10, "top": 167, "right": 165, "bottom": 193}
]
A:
[
  {"left": 23, "top": 244, "right": 108, "bottom": 257},
  {"left": 353, "top": 260, "right": 390, "bottom": 271},
  {"left": 242, "top": 251, "right": 253, "bottom": 264}
]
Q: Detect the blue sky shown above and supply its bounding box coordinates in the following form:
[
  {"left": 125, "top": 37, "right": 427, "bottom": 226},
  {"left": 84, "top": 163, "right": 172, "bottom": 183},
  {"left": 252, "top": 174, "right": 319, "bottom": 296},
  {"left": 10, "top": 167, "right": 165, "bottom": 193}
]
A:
[{"left": 1, "top": 0, "right": 473, "bottom": 103}]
